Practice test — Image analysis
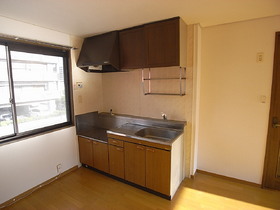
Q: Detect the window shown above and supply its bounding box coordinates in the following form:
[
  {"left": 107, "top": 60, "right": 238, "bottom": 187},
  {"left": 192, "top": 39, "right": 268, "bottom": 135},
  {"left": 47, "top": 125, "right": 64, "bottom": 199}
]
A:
[{"left": 0, "top": 39, "right": 72, "bottom": 143}]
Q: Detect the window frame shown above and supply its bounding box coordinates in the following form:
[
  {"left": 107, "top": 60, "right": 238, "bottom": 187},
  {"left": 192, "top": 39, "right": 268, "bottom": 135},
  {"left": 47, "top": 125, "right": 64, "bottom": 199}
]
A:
[{"left": 0, "top": 38, "right": 73, "bottom": 144}]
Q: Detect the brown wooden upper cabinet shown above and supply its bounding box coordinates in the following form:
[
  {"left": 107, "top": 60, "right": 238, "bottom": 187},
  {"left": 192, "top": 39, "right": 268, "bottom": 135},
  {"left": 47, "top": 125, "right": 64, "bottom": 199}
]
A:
[
  {"left": 145, "top": 18, "right": 179, "bottom": 68},
  {"left": 119, "top": 17, "right": 187, "bottom": 70},
  {"left": 119, "top": 27, "right": 146, "bottom": 69}
]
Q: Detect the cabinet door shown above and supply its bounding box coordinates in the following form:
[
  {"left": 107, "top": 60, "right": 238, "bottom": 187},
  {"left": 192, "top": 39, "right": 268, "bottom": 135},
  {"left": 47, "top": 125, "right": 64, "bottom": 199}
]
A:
[
  {"left": 108, "top": 145, "right": 124, "bottom": 179},
  {"left": 146, "top": 147, "right": 171, "bottom": 195},
  {"left": 145, "top": 18, "right": 179, "bottom": 68},
  {"left": 92, "top": 141, "right": 109, "bottom": 173},
  {"left": 78, "top": 137, "right": 94, "bottom": 167},
  {"left": 119, "top": 27, "right": 146, "bottom": 69},
  {"left": 124, "top": 142, "right": 146, "bottom": 187}
]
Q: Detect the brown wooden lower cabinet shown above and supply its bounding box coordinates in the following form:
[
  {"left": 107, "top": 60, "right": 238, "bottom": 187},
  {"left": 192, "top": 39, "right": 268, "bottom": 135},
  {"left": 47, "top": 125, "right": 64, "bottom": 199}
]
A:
[
  {"left": 78, "top": 137, "right": 94, "bottom": 167},
  {"left": 79, "top": 134, "right": 182, "bottom": 198},
  {"left": 92, "top": 141, "right": 109, "bottom": 173},
  {"left": 124, "top": 141, "right": 171, "bottom": 195},
  {"left": 124, "top": 142, "right": 146, "bottom": 187},
  {"left": 78, "top": 137, "right": 109, "bottom": 173},
  {"left": 146, "top": 147, "right": 171, "bottom": 195},
  {"left": 108, "top": 145, "right": 125, "bottom": 179}
]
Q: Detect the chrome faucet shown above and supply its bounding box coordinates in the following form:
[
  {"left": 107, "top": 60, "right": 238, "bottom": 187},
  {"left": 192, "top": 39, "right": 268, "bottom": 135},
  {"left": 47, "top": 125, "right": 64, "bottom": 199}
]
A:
[
  {"left": 110, "top": 109, "right": 113, "bottom": 115},
  {"left": 161, "top": 112, "right": 167, "bottom": 120}
]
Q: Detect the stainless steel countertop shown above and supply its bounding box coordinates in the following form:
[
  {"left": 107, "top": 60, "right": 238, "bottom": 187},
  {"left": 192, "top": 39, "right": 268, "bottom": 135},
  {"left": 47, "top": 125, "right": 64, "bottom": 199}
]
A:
[
  {"left": 76, "top": 112, "right": 185, "bottom": 145},
  {"left": 78, "top": 127, "right": 108, "bottom": 143},
  {"left": 107, "top": 123, "right": 183, "bottom": 146}
]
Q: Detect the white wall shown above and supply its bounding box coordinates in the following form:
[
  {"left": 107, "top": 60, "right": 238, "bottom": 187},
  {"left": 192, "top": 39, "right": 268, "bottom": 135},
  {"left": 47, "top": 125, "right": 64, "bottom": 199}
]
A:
[
  {"left": 198, "top": 15, "right": 280, "bottom": 184},
  {"left": 0, "top": 128, "right": 78, "bottom": 204},
  {"left": 0, "top": 17, "right": 80, "bottom": 204}
]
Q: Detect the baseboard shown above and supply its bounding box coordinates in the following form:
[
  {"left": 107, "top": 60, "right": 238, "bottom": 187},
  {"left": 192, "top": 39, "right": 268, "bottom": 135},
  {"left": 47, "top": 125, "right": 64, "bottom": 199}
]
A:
[
  {"left": 190, "top": 168, "right": 197, "bottom": 179},
  {"left": 190, "top": 173, "right": 196, "bottom": 179},
  {"left": 0, "top": 165, "right": 78, "bottom": 208},
  {"left": 196, "top": 169, "right": 261, "bottom": 188}
]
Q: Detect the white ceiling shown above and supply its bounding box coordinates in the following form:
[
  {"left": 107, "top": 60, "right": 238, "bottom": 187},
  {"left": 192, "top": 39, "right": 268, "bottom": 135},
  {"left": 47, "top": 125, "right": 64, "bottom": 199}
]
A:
[{"left": 0, "top": 0, "right": 279, "bottom": 37}]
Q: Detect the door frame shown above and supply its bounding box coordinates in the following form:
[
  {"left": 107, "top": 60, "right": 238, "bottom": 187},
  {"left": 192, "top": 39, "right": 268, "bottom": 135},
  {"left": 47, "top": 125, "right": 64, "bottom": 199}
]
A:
[{"left": 262, "top": 32, "right": 280, "bottom": 189}]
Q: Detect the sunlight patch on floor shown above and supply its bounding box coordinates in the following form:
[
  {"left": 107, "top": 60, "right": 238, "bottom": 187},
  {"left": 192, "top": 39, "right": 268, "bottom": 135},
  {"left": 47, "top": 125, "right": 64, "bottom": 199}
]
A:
[{"left": 172, "top": 187, "right": 273, "bottom": 210}]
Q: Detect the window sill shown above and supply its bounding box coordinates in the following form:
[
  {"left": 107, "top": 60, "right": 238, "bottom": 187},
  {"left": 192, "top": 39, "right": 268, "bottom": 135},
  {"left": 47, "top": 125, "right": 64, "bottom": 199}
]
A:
[{"left": 0, "top": 123, "right": 74, "bottom": 146}]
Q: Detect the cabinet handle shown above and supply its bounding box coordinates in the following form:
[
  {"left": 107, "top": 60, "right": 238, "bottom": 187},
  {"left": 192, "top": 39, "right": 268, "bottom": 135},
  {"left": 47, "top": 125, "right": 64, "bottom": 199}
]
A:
[
  {"left": 136, "top": 145, "right": 145, "bottom": 150},
  {"left": 93, "top": 141, "right": 98, "bottom": 145},
  {"left": 112, "top": 140, "right": 119, "bottom": 145},
  {"left": 146, "top": 148, "right": 155, "bottom": 152},
  {"left": 116, "top": 147, "right": 123, "bottom": 151},
  {"left": 87, "top": 140, "right": 91, "bottom": 143}
]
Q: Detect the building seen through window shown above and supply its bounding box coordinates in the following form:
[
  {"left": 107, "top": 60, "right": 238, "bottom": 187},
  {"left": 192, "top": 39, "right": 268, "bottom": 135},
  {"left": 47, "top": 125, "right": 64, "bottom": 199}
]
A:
[{"left": 0, "top": 42, "right": 72, "bottom": 141}]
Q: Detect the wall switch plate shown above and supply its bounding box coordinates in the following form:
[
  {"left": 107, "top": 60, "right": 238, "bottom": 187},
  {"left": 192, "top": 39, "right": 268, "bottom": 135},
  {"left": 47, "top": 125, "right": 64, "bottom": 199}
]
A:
[
  {"left": 256, "top": 52, "right": 264, "bottom": 63},
  {"left": 260, "top": 95, "right": 266, "bottom": 103}
]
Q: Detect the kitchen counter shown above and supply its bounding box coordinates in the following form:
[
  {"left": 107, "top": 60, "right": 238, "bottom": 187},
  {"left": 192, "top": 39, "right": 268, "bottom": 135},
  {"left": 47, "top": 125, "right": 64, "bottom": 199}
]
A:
[
  {"left": 76, "top": 112, "right": 186, "bottom": 145},
  {"left": 78, "top": 127, "right": 108, "bottom": 143}
]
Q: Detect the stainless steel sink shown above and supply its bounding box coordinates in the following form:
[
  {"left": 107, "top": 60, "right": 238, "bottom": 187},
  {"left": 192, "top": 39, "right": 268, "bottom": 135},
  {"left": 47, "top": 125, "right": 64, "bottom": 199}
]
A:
[{"left": 135, "top": 127, "right": 180, "bottom": 141}]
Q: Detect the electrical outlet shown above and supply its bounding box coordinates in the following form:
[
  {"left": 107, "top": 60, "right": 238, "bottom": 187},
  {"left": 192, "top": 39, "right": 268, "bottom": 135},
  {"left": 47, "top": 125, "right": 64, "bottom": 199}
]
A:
[{"left": 56, "top": 164, "right": 62, "bottom": 173}]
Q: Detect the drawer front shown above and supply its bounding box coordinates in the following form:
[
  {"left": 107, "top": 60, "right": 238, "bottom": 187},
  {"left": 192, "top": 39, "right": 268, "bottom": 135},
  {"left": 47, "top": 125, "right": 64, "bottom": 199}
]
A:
[
  {"left": 108, "top": 138, "right": 124, "bottom": 147},
  {"left": 107, "top": 134, "right": 171, "bottom": 151}
]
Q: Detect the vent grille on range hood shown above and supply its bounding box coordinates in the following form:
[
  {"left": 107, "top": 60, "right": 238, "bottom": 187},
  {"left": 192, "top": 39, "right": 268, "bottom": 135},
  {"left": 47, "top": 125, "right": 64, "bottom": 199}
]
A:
[{"left": 77, "top": 31, "right": 120, "bottom": 73}]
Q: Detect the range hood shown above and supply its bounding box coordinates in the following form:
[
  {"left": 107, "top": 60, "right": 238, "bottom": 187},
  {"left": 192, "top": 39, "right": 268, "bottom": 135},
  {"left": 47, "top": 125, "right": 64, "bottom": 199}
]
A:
[{"left": 77, "top": 31, "right": 120, "bottom": 73}]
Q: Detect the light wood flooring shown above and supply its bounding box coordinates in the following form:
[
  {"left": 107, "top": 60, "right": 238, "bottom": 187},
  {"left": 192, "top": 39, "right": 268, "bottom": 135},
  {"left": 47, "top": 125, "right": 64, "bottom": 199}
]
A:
[{"left": 2, "top": 167, "right": 280, "bottom": 210}]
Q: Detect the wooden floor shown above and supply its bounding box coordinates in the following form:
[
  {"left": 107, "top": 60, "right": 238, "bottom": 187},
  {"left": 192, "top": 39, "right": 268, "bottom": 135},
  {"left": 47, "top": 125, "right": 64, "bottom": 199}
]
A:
[{"left": 2, "top": 167, "right": 280, "bottom": 210}]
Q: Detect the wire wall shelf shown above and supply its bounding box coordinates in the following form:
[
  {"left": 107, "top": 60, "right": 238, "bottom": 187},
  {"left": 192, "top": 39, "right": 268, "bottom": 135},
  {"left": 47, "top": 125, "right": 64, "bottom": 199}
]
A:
[{"left": 141, "top": 67, "right": 186, "bottom": 96}]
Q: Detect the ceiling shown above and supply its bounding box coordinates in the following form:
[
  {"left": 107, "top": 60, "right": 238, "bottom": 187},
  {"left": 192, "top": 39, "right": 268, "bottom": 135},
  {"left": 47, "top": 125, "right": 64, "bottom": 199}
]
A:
[{"left": 0, "top": 0, "right": 279, "bottom": 37}]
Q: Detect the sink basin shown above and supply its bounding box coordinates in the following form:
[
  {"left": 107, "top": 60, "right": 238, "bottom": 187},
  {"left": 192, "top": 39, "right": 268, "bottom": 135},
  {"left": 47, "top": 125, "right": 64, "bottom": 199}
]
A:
[{"left": 135, "top": 127, "right": 180, "bottom": 141}]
